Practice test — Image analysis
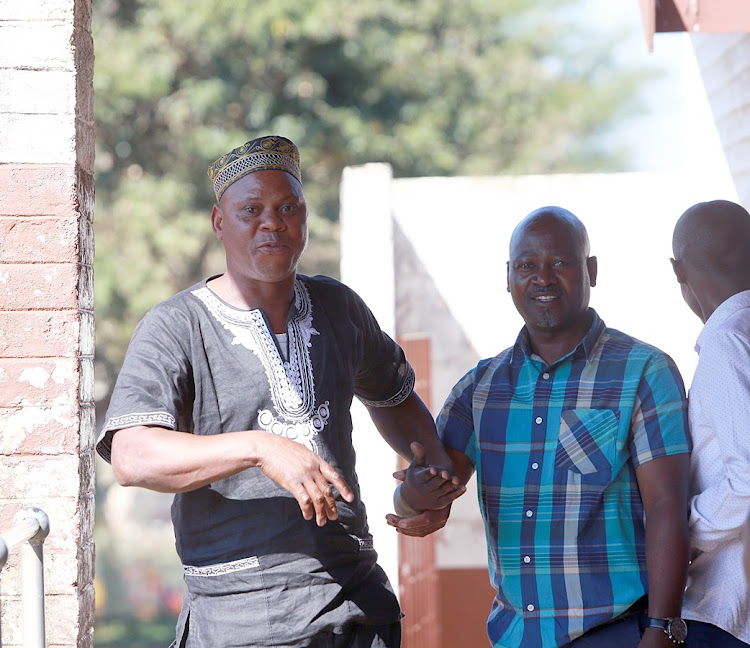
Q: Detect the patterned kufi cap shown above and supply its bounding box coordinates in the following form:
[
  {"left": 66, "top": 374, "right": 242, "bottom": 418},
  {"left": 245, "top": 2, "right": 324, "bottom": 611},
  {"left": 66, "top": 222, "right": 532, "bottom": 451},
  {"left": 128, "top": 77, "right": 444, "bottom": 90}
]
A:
[{"left": 207, "top": 135, "right": 302, "bottom": 201}]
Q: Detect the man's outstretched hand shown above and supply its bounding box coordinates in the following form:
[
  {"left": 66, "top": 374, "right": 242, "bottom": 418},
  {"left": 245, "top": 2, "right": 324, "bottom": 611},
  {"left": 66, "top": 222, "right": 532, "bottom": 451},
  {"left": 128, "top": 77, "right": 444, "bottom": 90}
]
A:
[
  {"left": 399, "top": 441, "right": 465, "bottom": 511},
  {"left": 255, "top": 433, "right": 355, "bottom": 527},
  {"left": 386, "top": 441, "right": 465, "bottom": 537},
  {"left": 386, "top": 507, "right": 453, "bottom": 537}
]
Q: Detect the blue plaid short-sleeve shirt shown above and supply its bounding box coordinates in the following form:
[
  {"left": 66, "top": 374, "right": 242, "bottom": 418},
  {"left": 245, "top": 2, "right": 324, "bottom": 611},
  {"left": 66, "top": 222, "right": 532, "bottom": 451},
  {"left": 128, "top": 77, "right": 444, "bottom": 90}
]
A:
[{"left": 437, "top": 311, "right": 689, "bottom": 648}]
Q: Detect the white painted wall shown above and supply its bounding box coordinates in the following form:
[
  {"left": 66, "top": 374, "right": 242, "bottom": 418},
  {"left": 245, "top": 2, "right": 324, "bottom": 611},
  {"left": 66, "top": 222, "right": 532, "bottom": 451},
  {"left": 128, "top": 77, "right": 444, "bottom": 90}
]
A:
[
  {"left": 340, "top": 164, "right": 401, "bottom": 592},
  {"left": 691, "top": 33, "right": 750, "bottom": 208}
]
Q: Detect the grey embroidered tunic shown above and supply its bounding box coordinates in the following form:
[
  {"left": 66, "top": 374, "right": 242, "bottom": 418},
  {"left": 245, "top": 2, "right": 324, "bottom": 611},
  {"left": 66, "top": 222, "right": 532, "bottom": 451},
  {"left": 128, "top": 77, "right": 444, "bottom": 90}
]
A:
[{"left": 96, "top": 275, "right": 415, "bottom": 647}]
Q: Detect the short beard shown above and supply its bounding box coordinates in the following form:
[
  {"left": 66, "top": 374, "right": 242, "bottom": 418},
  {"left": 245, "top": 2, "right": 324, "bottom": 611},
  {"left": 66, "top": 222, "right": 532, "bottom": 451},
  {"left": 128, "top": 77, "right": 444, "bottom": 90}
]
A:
[{"left": 536, "top": 309, "right": 557, "bottom": 328}]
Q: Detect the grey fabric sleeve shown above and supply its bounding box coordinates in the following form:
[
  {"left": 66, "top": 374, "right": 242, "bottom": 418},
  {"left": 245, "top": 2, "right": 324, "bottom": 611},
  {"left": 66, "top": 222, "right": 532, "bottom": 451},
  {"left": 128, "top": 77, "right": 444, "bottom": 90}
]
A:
[{"left": 96, "top": 304, "right": 194, "bottom": 463}]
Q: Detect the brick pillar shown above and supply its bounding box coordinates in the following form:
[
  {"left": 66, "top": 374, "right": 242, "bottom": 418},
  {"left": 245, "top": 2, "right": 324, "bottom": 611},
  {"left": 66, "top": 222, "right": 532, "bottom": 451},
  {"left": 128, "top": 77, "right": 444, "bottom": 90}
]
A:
[{"left": 0, "top": 1, "right": 95, "bottom": 647}]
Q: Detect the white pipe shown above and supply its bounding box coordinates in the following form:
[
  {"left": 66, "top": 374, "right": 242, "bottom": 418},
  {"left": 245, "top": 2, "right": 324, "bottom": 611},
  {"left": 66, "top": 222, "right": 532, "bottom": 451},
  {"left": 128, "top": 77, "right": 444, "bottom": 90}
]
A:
[
  {"left": 0, "top": 508, "right": 50, "bottom": 648},
  {"left": 16, "top": 509, "right": 49, "bottom": 648},
  {"left": 20, "top": 542, "right": 45, "bottom": 648},
  {"left": 1, "top": 516, "right": 40, "bottom": 553},
  {"left": 0, "top": 536, "right": 5, "bottom": 646}
]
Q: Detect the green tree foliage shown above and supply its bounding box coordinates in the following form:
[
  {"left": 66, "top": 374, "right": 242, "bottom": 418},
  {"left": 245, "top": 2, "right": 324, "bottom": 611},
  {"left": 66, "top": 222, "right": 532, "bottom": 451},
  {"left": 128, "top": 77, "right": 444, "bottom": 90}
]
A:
[{"left": 93, "top": 0, "right": 643, "bottom": 394}]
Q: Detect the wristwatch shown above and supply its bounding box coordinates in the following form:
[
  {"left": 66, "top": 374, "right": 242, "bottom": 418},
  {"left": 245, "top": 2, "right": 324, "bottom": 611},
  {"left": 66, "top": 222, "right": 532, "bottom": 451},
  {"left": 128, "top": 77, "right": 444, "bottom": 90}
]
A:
[{"left": 646, "top": 617, "right": 688, "bottom": 644}]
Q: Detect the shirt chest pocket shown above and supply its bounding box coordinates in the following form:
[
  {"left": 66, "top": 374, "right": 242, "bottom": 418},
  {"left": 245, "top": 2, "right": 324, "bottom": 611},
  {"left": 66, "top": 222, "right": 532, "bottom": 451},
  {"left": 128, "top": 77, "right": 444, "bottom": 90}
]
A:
[{"left": 554, "top": 408, "right": 620, "bottom": 483}]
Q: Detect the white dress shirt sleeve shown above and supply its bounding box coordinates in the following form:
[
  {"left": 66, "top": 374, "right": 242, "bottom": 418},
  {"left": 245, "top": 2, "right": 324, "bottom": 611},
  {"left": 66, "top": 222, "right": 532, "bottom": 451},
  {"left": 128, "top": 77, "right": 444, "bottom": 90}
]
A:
[{"left": 689, "top": 329, "right": 750, "bottom": 553}]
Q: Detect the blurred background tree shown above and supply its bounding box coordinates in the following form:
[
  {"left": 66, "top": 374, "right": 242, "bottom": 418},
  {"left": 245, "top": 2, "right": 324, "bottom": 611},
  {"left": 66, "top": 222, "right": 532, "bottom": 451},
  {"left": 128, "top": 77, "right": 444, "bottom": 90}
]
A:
[{"left": 92, "top": 0, "right": 647, "bottom": 644}]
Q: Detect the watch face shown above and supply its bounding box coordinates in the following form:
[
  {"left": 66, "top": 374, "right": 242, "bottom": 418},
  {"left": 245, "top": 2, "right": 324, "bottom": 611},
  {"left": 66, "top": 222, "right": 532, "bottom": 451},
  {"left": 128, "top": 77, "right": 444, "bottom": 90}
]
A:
[{"left": 668, "top": 618, "right": 688, "bottom": 642}]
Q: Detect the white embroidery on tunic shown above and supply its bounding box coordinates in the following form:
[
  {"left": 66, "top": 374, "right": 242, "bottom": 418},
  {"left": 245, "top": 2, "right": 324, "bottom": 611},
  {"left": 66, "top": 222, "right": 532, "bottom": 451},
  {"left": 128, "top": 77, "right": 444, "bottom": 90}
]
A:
[
  {"left": 104, "top": 411, "right": 176, "bottom": 431},
  {"left": 358, "top": 363, "right": 415, "bottom": 408},
  {"left": 183, "top": 556, "right": 260, "bottom": 577},
  {"left": 183, "top": 541, "right": 370, "bottom": 576},
  {"left": 192, "top": 280, "right": 329, "bottom": 453}
]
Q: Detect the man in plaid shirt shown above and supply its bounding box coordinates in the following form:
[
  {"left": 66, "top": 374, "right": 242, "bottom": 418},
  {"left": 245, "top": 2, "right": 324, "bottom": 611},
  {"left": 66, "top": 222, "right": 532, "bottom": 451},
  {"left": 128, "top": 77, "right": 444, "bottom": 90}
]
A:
[{"left": 390, "top": 207, "right": 691, "bottom": 648}]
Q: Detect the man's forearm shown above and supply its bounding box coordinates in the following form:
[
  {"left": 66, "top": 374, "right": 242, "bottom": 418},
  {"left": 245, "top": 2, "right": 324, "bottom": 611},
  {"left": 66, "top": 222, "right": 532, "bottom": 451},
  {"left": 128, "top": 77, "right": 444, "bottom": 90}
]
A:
[
  {"left": 645, "top": 501, "right": 689, "bottom": 617},
  {"left": 110, "top": 425, "right": 261, "bottom": 492},
  {"left": 366, "top": 391, "right": 453, "bottom": 469},
  {"left": 112, "top": 425, "right": 356, "bottom": 526}
]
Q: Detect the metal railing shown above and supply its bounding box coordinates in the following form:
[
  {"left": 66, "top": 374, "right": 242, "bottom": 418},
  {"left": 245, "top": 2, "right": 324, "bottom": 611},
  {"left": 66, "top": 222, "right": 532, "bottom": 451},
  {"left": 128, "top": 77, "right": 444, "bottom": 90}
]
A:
[{"left": 0, "top": 508, "right": 50, "bottom": 648}]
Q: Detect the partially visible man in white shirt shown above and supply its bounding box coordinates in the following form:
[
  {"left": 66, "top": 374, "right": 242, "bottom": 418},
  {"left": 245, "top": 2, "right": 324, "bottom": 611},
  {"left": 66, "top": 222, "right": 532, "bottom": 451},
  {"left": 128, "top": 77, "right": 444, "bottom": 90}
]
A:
[{"left": 671, "top": 199, "right": 750, "bottom": 647}]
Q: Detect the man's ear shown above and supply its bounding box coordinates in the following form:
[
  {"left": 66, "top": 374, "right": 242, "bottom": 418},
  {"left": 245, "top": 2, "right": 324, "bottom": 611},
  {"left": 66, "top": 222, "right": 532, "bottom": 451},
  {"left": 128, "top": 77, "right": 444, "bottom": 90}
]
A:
[
  {"left": 670, "top": 258, "right": 687, "bottom": 284},
  {"left": 211, "top": 204, "right": 224, "bottom": 240},
  {"left": 587, "top": 256, "right": 598, "bottom": 287}
]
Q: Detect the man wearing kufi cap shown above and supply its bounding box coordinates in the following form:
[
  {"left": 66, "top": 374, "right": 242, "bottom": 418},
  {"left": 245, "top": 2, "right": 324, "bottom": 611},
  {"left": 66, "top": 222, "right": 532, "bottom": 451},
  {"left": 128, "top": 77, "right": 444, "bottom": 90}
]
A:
[{"left": 97, "top": 135, "right": 462, "bottom": 647}]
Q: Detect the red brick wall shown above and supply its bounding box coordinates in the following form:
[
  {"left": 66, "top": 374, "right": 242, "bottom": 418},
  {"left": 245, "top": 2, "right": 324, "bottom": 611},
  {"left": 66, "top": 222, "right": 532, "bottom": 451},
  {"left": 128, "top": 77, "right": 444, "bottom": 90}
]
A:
[
  {"left": 437, "top": 569, "right": 496, "bottom": 648},
  {"left": 0, "top": 1, "right": 95, "bottom": 646}
]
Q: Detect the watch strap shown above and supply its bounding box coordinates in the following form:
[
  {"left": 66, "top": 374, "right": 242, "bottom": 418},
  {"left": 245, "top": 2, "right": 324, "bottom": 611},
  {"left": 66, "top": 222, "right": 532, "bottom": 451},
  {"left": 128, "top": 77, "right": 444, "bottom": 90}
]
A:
[{"left": 647, "top": 617, "right": 669, "bottom": 630}]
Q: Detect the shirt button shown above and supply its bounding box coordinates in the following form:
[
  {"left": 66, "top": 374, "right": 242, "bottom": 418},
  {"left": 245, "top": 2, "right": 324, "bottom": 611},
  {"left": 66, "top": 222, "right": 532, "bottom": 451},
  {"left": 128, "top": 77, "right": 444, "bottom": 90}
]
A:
[
  {"left": 525, "top": 510, "right": 533, "bottom": 518},
  {"left": 531, "top": 462, "right": 539, "bottom": 470},
  {"left": 523, "top": 556, "right": 531, "bottom": 563},
  {"left": 542, "top": 373, "right": 550, "bottom": 380},
  {"left": 535, "top": 416, "right": 543, "bottom": 424},
  {"left": 527, "top": 604, "right": 535, "bottom": 612}
]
